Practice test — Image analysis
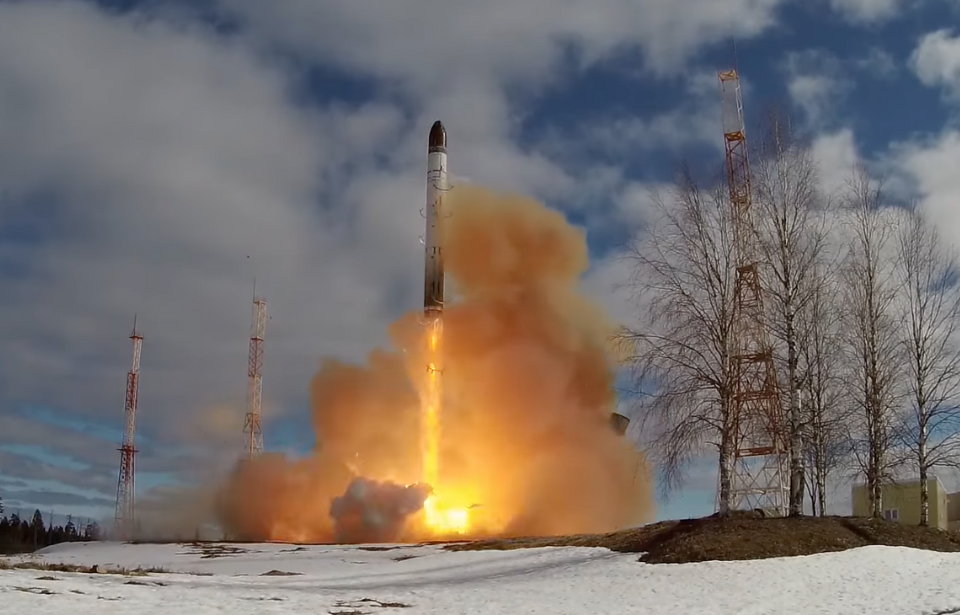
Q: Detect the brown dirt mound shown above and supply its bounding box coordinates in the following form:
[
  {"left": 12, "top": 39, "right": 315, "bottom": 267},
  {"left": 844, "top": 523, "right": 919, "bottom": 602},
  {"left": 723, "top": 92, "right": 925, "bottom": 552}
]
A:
[{"left": 447, "top": 512, "right": 960, "bottom": 564}]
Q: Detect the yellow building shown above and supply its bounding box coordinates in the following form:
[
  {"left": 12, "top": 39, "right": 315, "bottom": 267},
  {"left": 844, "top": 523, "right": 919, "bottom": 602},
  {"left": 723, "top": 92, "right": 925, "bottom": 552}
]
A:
[
  {"left": 851, "top": 477, "right": 949, "bottom": 529},
  {"left": 947, "top": 493, "right": 960, "bottom": 531}
]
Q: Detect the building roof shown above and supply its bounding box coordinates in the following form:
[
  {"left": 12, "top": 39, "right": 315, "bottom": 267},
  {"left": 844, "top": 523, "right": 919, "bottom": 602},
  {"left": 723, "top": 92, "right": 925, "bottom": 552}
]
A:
[{"left": 851, "top": 475, "right": 948, "bottom": 492}]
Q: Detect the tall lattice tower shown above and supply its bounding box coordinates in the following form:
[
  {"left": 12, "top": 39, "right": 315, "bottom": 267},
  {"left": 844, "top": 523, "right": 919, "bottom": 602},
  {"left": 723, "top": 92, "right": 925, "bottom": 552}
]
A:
[
  {"left": 242, "top": 295, "right": 266, "bottom": 459},
  {"left": 718, "top": 68, "right": 788, "bottom": 516},
  {"left": 114, "top": 316, "right": 142, "bottom": 540}
]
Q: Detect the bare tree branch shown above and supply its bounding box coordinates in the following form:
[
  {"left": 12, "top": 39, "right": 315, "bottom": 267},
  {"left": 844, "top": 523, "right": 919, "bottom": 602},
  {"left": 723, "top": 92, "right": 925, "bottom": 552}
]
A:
[
  {"left": 616, "top": 167, "right": 739, "bottom": 513},
  {"left": 798, "top": 259, "right": 856, "bottom": 515},
  {"left": 751, "top": 110, "right": 830, "bottom": 515},
  {"left": 839, "top": 164, "right": 904, "bottom": 518},
  {"left": 894, "top": 202, "right": 960, "bottom": 525}
]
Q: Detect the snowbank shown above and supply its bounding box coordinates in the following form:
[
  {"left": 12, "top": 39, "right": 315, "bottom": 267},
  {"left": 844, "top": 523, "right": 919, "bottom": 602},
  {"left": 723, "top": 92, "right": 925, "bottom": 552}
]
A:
[{"left": 2, "top": 541, "right": 960, "bottom": 614}]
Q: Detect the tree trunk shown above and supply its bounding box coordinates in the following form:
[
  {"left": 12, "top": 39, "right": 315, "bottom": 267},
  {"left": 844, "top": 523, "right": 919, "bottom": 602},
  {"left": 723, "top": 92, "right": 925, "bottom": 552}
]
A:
[
  {"left": 918, "top": 407, "right": 929, "bottom": 527},
  {"left": 816, "top": 469, "right": 827, "bottom": 517},
  {"left": 788, "top": 385, "right": 804, "bottom": 515},
  {"left": 919, "top": 416, "right": 929, "bottom": 528},
  {"left": 812, "top": 414, "right": 827, "bottom": 517},
  {"left": 807, "top": 475, "right": 818, "bottom": 516},
  {"left": 718, "top": 425, "right": 734, "bottom": 516},
  {"left": 870, "top": 419, "right": 883, "bottom": 518},
  {"left": 783, "top": 296, "right": 804, "bottom": 516},
  {"left": 919, "top": 464, "right": 929, "bottom": 527}
]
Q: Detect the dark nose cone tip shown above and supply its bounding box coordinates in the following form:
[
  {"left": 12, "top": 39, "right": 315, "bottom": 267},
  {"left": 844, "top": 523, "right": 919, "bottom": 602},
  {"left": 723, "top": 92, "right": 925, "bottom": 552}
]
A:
[{"left": 429, "top": 120, "right": 446, "bottom": 152}]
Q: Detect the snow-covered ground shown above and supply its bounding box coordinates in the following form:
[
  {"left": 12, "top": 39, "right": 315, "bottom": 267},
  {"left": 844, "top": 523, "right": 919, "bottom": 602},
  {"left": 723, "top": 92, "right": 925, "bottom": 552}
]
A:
[{"left": 3, "top": 541, "right": 960, "bottom": 614}]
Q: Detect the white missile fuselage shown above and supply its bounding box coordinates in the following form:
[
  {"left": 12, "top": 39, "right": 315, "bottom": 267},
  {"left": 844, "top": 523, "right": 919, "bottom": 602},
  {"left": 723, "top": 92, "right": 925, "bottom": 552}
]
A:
[
  {"left": 424, "top": 121, "right": 447, "bottom": 317},
  {"left": 421, "top": 121, "right": 447, "bottom": 493}
]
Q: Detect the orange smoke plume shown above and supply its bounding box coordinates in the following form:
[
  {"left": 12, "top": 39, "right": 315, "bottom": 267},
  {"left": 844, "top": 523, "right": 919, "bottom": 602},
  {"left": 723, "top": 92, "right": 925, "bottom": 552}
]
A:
[{"left": 215, "top": 184, "right": 654, "bottom": 541}]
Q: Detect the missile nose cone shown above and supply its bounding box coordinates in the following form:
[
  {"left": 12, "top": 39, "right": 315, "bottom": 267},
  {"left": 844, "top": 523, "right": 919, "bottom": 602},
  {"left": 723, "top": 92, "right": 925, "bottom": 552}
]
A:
[{"left": 429, "top": 120, "right": 446, "bottom": 152}]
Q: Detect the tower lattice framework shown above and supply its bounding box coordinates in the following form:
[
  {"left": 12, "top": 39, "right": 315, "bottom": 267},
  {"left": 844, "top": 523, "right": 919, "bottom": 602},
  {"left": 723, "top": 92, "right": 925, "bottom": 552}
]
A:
[
  {"left": 719, "top": 68, "right": 788, "bottom": 516},
  {"left": 242, "top": 295, "right": 266, "bottom": 459},
  {"left": 114, "top": 317, "right": 142, "bottom": 540}
]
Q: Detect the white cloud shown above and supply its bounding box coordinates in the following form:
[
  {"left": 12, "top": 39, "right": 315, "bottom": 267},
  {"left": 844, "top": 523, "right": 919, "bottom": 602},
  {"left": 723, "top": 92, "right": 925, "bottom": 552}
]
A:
[
  {"left": 0, "top": 1, "right": 417, "bottom": 472},
  {"left": 788, "top": 74, "right": 846, "bottom": 125},
  {"left": 895, "top": 130, "right": 960, "bottom": 240},
  {"left": 827, "top": 0, "right": 914, "bottom": 23},
  {"left": 782, "top": 50, "right": 852, "bottom": 127},
  {"left": 581, "top": 251, "right": 639, "bottom": 328},
  {"left": 811, "top": 129, "right": 861, "bottom": 196},
  {"left": 782, "top": 47, "right": 901, "bottom": 127},
  {"left": 561, "top": 105, "right": 722, "bottom": 159},
  {"left": 911, "top": 29, "right": 960, "bottom": 101},
  {"left": 221, "top": 0, "right": 786, "bottom": 87},
  {"left": 536, "top": 70, "right": 724, "bottom": 179},
  {"left": 218, "top": 0, "right": 788, "bottom": 199},
  {"left": 579, "top": 177, "right": 662, "bottom": 308}
]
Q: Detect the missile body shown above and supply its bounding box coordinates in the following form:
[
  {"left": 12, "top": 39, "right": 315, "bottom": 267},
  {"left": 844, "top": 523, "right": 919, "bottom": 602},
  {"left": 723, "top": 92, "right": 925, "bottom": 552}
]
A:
[{"left": 424, "top": 121, "right": 447, "bottom": 316}]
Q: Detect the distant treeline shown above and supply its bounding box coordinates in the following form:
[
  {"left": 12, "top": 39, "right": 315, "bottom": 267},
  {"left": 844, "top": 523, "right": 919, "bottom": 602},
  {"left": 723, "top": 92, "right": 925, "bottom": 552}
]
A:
[{"left": 0, "top": 509, "right": 100, "bottom": 554}]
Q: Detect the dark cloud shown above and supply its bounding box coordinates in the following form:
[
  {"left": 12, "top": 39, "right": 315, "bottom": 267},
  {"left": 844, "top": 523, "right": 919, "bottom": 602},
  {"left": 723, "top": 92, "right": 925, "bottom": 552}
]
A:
[
  {"left": 0, "top": 489, "right": 114, "bottom": 510},
  {"left": 0, "top": 450, "right": 114, "bottom": 494},
  {"left": 0, "top": 412, "right": 240, "bottom": 503},
  {"left": 0, "top": 413, "right": 118, "bottom": 469}
]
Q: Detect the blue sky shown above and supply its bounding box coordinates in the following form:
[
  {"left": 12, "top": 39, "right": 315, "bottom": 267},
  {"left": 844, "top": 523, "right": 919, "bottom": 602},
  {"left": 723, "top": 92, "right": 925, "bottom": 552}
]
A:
[{"left": 1, "top": 0, "right": 960, "bottom": 529}]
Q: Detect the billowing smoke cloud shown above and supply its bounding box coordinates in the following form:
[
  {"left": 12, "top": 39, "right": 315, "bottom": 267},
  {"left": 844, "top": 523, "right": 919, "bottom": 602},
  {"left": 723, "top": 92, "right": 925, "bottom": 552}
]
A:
[
  {"left": 330, "top": 478, "right": 431, "bottom": 543},
  {"left": 215, "top": 184, "right": 654, "bottom": 542}
]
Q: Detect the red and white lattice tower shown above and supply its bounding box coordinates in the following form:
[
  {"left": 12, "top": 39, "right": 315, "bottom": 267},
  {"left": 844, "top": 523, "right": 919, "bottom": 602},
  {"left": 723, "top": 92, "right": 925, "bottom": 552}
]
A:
[
  {"left": 114, "top": 316, "right": 142, "bottom": 540},
  {"left": 242, "top": 295, "right": 266, "bottom": 459},
  {"left": 718, "top": 68, "right": 788, "bottom": 516}
]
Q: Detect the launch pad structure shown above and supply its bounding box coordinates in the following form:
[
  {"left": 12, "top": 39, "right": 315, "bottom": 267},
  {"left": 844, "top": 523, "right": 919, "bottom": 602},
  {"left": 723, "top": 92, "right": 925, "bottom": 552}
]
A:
[
  {"left": 242, "top": 293, "right": 267, "bottom": 460},
  {"left": 114, "top": 316, "right": 143, "bottom": 540},
  {"left": 717, "top": 68, "right": 788, "bottom": 516}
]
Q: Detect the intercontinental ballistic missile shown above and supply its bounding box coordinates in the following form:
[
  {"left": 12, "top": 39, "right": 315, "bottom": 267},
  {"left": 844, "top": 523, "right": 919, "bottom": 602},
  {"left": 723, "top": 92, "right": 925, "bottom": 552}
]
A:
[
  {"left": 422, "top": 121, "right": 627, "bottom": 443},
  {"left": 424, "top": 120, "right": 448, "bottom": 317}
]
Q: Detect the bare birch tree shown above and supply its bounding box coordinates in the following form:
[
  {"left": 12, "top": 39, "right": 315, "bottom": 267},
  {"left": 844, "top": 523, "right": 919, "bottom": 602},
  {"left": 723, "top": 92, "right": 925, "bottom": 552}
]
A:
[
  {"left": 798, "top": 262, "right": 853, "bottom": 515},
  {"left": 840, "top": 166, "right": 903, "bottom": 518},
  {"left": 618, "top": 168, "right": 739, "bottom": 514},
  {"left": 895, "top": 204, "right": 960, "bottom": 526},
  {"left": 751, "top": 112, "right": 829, "bottom": 516}
]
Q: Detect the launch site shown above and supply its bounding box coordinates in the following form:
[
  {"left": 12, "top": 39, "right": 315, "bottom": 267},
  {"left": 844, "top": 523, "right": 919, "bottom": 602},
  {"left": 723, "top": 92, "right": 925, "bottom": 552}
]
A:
[{"left": 5, "top": 1, "right": 960, "bottom": 614}]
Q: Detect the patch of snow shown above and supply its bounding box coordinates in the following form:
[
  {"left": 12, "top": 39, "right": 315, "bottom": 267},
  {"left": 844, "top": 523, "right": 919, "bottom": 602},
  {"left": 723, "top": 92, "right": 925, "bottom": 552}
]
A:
[{"left": 3, "top": 542, "right": 960, "bottom": 614}]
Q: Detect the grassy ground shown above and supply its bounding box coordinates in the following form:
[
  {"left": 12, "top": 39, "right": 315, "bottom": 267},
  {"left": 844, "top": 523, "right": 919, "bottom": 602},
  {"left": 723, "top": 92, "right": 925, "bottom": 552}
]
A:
[{"left": 448, "top": 512, "right": 960, "bottom": 564}]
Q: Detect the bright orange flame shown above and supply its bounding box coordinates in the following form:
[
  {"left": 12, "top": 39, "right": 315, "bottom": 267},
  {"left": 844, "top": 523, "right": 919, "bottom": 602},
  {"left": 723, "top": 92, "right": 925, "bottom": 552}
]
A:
[
  {"left": 421, "top": 317, "right": 471, "bottom": 536},
  {"left": 423, "top": 494, "right": 469, "bottom": 535},
  {"left": 423, "top": 319, "right": 441, "bottom": 489}
]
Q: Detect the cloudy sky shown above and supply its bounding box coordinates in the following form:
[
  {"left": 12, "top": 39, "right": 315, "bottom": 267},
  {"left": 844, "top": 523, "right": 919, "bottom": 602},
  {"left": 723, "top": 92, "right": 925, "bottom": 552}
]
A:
[{"left": 1, "top": 0, "right": 960, "bottom": 526}]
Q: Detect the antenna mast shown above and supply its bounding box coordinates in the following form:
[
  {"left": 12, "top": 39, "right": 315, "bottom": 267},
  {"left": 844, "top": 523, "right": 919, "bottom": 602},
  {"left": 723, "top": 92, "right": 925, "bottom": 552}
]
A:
[
  {"left": 718, "top": 67, "right": 788, "bottom": 516},
  {"left": 242, "top": 291, "right": 266, "bottom": 459},
  {"left": 114, "top": 316, "right": 142, "bottom": 539}
]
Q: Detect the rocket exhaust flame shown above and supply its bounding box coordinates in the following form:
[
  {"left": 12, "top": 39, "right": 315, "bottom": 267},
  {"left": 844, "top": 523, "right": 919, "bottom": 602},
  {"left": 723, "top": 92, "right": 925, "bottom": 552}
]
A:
[
  {"left": 212, "top": 121, "right": 654, "bottom": 544},
  {"left": 421, "top": 318, "right": 459, "bottom": 534},
  {"left": 422, "top": 319, "right": 442, "bottom": 490}
]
